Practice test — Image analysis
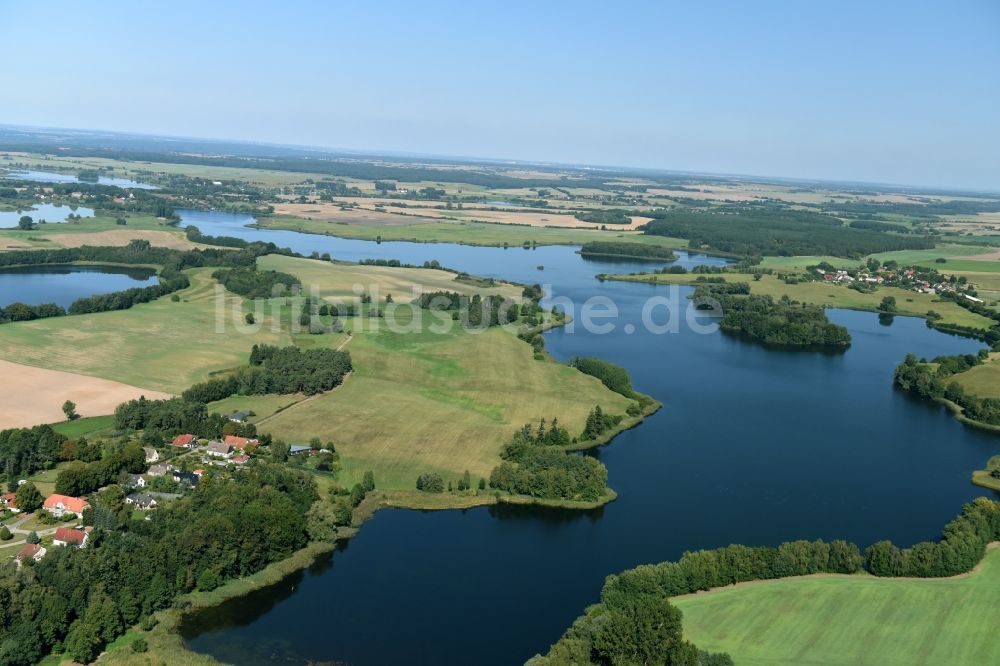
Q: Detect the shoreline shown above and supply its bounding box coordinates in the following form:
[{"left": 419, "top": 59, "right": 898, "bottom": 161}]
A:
[{"left": 125, "top": 381, "right": 659, "bottom": 664}]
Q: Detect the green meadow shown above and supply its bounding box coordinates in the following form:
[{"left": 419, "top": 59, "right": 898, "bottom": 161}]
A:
[
  {"left": 0, "top": 269, "right": 289, "bottom": 392},
  {"left": 675, "top": 545, "right": 1000, "bottom": 666}
]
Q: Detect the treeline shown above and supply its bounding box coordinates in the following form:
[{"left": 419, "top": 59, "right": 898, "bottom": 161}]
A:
[
  {"left": 642, "top": 209, "right": 934, "bottom": 258},
  {"left": 0, "top": 463, "right": 316, "bottom": 665},
  {"left": 69, "top": 274, "right": 190, "bottom": 315},
  {"left": 183, "top": 224, "right": 251, "bottom": 248},
  {"left": 538, "top": 497, "right": 1000, "bottom": 665},
  {"left": 212, "top": 267, "right": 302, "bottom": 298},
  {"left": 416, "top": 291, "right": 520, "bottom": 327},
  {"left": 182, "top": 345, "right": 353, "bottom": 402},
  {"left": 579, "top": 241, "right": 677, "bottom": 261},
  {"left": 695, "top": 284, "right": 852, "bottom": 349},
  {"left": 893, "top": 352, "right": 1000, "bottom": 426},
  {"left": 489, "top": 422, "right": 608, "bottom": 502},
  {"left": 574, "top": 209, "right": 632, "bottom": 225},
  {"left": 570, "top": 357, "right": 638, "bottom": 399},
  {"left": 0, "top": 425, "right": 66, "bottom": 486}
]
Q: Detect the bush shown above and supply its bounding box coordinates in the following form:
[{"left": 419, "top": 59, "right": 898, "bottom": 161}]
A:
[{"left": 416, "top": 473, "right": 444, "bottom": 493}]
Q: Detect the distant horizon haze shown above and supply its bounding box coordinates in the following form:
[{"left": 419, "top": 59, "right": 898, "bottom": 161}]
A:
[{"left": 3, "top": 0, "right": 998, "bottom": 190}]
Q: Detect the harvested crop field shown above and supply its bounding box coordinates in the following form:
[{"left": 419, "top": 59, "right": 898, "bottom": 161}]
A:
[
  {"left": 0, "top": 359, "right": 171, "bottom": 429},
  {"left": 43, "top": 229, "right": 202, "bottom": 250}
]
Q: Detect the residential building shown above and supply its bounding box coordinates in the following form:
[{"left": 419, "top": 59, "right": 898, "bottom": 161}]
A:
[
  {"left": 15, "top": 543, "right": 45, "bottom": 565},
  {"left": 142, "top": 447, "right": 160, "bottom": 463},
  {"left": 206, "top": 441, "right": 233, "bottom": 458},
  {"left": 171, "top": 433, "right": 197, "bottom": 448},
  {"left": 43, "top": 494, "right": 90, "bottom": 518},
  {"left": 125, "top": 493, "right": 158, "bottom": 511},
  {"left": 52, "top": 526, "right": 91, "bottom": 548}
]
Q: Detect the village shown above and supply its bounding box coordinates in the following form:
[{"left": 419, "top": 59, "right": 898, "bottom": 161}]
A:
[
  {"left": 0, "top": 410, "right": 332, "bottom": 567},
  {"left": 811, "top": 260, "right": 985, "bottom": 304}
]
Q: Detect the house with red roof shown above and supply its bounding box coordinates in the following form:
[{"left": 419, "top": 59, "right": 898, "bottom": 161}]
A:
[
  {"left": 224, "top": 435, "right": 258, "bottom": 451},
  {"left": 172, "top": 433, "right": 198, "bottom": 448},
  {"left": 43, "top": 494, "right": 90, "bottom": 518},
  {"left": 52, "top": 526, "right": 91, "bottom": 548},
  {"left": 0, "top": 492, "right": 19, "bottom": 513},
  {"left": 15, "top": 543, "right": 45, "bottom": 565}
]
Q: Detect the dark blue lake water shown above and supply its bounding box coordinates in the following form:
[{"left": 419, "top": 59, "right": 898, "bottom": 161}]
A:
[
  {"left": 0, "top": 264, "right": 158, "bottom": 308},
  {"left": 174, "top": 209, "right": 998, "bottom": 666}
]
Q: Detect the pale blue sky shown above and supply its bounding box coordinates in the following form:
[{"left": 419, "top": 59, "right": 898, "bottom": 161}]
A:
[{"left": 3, "top": 1, "right": 999, "bottom": 190}]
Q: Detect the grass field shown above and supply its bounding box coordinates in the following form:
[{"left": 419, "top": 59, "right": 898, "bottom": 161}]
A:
[
  {"left": 606, "top": 272, "right": 996, "bottom": 329},
  {"left": 674, "top": 545, "right": 1000, "bottom": 666},
  {"left": 259, "top": 214, "right": 687, "bottom": 248},
  {"left": 255, "top": 311, "right": 633, "bottom": 491},
  {"left": 206, "top": 393, "right": 307, "bottom": 423},
  {"left": 256, "top": 254, "right": 523, "bottom": 302},
  {"left": 0, "top": 269, "right": 289, "bottom": 392},
  {"left": 953, "top": 355, "right": 1000, "bottom": 398},
  {"left": 0, "top": 212, "right": 198, "bottom": 249},
  {"left": 51, "top": 415, "right": 116, "bottom": 438}
]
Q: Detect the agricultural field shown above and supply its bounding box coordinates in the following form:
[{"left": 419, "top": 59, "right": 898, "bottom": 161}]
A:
[
  {"left": 0, "top": 269, "right": 289, "bottom": 393},
  {"left": 0, "top": 212, "right": 199, "bottom": 250},
  {"left": 257, "top": 253, "right": 523, "bottom": 303},
  {"left": 255, "top": 311, "right": 632, "bottom": 491},
  {"left": 606, "top": 272, "right": 996, "bottom": 330},
  {"left": 674, "top": 545, "right": 1000, "bottom": 666},
  {"left": 259, "top": 214, "right": 685, "bottom": 248}
]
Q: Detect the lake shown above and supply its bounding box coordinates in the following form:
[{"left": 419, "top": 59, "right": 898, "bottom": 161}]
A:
[
  {"left": 0, "top": 264, "right": 158, "bottom": 308},
  {"left": 0, "top": 202, "right": 95, "bottom": 228},
  {"left": 174, "top": 210, "right": 998, "bottom": 665},
  {"left": 2, "top": 169, "right": 157, "bottom": 189}
]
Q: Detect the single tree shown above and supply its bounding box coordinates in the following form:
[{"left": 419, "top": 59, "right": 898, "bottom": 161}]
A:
[
  {"left": 62, "top": 399, "right": 78, "bottom": 420},
  {"left": 15, "top": 482, "right": 43, "bottom": 513}
]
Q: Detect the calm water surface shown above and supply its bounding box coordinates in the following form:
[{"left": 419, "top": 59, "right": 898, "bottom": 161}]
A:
[
  {"left": 175, "top": 210, "right": 999, "bottom": 665},
  {"left": 0, "top": 202, "right": 94, "bottom": 228},
  {"left": 3, "top": 169, "right": 156, "bottom": 189},
  {"left": 0, "top": 265, "right": 157, "bottom": 308}
]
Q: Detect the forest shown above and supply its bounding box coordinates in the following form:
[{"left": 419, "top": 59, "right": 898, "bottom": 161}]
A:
[
  {"left": 211, "top": 266, "right": 302, "bottom": 299},
  {"left": 893, "top": 352, "right": 1000, "bottom": 426},
  {"left": 578, "top": 241, "right": 677, "bottom": 261},
  {"left": 642, "top": 209, "right": 935, "bottom": 258},
  {"left": 573, "top": 209, "right": 632, "bottom": 225},
  {"left": 694, "top": 284, "right": 852, "bottom": 349}
]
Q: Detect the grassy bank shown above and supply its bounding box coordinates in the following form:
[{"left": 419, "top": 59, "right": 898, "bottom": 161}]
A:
[{"left": 674, "top": 544, "right": 1000, "bottom": 666}]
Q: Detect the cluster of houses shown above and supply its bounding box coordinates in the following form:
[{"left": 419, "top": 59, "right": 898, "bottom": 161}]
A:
[
  {"left": 170, "top": 432, "right": 256, "bottom": 466},
  {"left": 814, "top": 265, "right": 983, "bottom": 300}
]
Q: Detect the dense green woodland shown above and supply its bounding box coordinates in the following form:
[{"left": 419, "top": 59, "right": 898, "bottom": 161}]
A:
[
  {"left": 416, "top": 291, "right": 520, "bottom": 328},
  {"left": 211, "top": 267, "right": 302, "bottom": 299},
  {"left": 694, "top": 284, "right": 852, "bottom": 349},
  {"left": 0, "top": 463, "right": 316, "bottom": 665},
  {"left": 0, "top": 426, "right": 66, "bottom": 485},
  {"left": 488, "top": 420, "right": 609, "bottom": 502},
  {"left": 537, "top": 497, "right": 1000, "bottom": 665},
  {"left": 574, "top": 210, "right": 633, "bottom": 226},
  {"left": 642, "top": 209, "right": 935, "bottom": 258},
  {"left": 579, "top": 241, "right": 677, "bottom": 261}
]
